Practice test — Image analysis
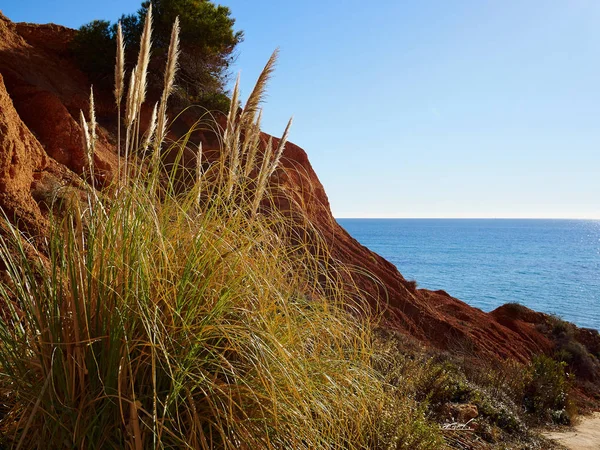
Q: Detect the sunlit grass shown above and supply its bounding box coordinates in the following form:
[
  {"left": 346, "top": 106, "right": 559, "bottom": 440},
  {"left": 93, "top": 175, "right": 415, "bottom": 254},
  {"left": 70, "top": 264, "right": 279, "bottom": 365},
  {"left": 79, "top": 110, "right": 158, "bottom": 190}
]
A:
[{"left": 0, "top": 9, "right": 446, "bottom": 449}]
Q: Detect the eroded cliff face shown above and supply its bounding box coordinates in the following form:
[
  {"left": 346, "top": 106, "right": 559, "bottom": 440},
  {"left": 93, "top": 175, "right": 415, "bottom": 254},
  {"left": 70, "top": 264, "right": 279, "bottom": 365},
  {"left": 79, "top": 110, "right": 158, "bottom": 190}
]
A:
[{"left": 0, "top": 11, "right": 595, "bottom": 365}]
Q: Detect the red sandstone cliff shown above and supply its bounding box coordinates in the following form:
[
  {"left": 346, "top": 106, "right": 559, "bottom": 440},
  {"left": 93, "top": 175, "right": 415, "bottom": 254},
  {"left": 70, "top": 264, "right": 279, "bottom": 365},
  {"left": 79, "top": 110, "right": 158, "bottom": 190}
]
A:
[{"left": 0, "top": 11, "right": 597, "bottom": 367}]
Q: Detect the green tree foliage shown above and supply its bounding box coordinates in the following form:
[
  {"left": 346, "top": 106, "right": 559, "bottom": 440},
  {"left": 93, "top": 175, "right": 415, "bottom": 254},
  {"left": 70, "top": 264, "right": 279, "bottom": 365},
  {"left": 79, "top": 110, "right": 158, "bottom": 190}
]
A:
[
  {"left": 69, "top": 20, "right": 115, "bottom": 84},
  {"left": 71, "top": 0, "right": 243, "bottom": 110}
]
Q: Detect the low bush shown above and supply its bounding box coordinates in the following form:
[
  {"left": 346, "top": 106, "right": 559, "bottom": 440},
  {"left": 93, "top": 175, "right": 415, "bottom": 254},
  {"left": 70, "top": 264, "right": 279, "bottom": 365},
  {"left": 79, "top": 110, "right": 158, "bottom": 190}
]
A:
[
  {"left": 523, "top": 355, "right": 573, "bottom": 424},
  {"left": 555, "top": 340, "right": 598, "bottom": 380}
]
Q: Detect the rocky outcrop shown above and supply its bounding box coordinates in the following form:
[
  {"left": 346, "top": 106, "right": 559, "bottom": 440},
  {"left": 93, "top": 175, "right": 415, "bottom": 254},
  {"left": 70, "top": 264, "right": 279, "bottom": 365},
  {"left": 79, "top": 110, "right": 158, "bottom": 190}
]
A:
[
  {"left": 0, "top": 72, "right": 47, "bottom": 235},
  {"left": 0, "top": 13, "right": 117, "bottom": 187},
  {"left": 0, "top": 11, "right": 584, "bottom": 364}
]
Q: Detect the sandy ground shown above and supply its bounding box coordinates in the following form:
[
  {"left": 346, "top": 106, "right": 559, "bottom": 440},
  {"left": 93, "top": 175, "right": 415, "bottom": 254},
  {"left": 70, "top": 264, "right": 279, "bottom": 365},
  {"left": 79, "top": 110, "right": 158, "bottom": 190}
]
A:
[{"left": 543, "top": 413, "right": 600, "bottom": 450}]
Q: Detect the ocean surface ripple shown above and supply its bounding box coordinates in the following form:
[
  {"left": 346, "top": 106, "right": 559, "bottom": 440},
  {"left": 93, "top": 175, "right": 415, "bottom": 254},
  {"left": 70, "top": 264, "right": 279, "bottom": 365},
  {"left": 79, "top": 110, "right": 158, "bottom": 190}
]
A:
[{"left": 337, "top": 219, "right": 600, "bottom": 331}]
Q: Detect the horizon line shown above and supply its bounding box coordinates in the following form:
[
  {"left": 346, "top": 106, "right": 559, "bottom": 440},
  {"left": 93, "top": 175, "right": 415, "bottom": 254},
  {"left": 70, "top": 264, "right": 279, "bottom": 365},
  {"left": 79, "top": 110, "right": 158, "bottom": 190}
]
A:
[{"left": 334, "top": 216, "right": 600, "bottom": 220}]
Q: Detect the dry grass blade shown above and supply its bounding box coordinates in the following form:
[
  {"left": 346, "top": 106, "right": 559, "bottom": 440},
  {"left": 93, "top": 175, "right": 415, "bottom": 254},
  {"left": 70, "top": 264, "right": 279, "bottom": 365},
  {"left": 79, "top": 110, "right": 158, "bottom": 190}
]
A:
[{"left": 196, "top": 141, "right": 203, "bottom": 206}]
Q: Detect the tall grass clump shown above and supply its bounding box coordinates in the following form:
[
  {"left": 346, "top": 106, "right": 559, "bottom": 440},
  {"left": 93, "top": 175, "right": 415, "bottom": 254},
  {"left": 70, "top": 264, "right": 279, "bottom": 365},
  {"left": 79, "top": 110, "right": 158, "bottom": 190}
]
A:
[{"left": 0, "top": 9, "right": 441, "bottom": 449}]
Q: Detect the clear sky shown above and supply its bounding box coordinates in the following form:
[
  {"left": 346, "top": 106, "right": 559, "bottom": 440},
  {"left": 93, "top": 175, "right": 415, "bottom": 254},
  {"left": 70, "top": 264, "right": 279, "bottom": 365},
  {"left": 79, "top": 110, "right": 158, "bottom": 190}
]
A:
[{"left": 2, "top": 1, "right": 599, "bottom": 218}]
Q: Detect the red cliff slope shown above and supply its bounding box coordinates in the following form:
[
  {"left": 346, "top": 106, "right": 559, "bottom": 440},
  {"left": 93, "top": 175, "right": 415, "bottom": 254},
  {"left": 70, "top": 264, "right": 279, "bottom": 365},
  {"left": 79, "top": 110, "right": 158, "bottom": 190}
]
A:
[{"left": 0, "top": 12, "right": 595, "bottom": 365}]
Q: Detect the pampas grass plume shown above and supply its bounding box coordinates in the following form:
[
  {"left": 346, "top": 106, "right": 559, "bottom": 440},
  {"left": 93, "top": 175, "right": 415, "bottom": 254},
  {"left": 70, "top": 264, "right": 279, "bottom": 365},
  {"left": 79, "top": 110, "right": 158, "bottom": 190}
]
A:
[
  {"left": 135, "top": 3, "right": 153, "bottom": 111},
  {"left": 89, "top": 86, "right": 97, "bottom": 151},
  {"left": 268, "top": 117, "right": 292, "bottom": 179},
  {"left": 241, "top": 49, "right": 278, "bottom": 127},
  {"left": 79, "top": 110, "right": 90, "bottom": 155},
  {"left": 114, "top": 22, "right": 125, "bottom": 106},
  {"left": 154, "top": 16, "right": 181, "bottom": 156},
  {"left": 125, "top": 69, "right": 137, "bottom": 128},
  {"left": 143, "top": 102, "right": 158, "bottom": 154}
]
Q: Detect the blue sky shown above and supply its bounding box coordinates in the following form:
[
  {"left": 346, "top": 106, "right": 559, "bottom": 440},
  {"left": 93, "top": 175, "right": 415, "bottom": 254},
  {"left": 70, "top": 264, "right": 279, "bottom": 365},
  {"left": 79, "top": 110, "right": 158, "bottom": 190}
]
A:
[{"left": 2, "top": 1, "right": 600, "bottom": 218}]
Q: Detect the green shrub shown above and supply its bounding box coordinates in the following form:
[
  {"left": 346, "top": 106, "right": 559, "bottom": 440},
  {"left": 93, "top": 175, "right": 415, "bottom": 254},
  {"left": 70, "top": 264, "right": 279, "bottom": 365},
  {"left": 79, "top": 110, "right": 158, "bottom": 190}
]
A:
[
  {"left": 503, "top": 301, "right": 529, "bottom": 316},
  {"left": 523, "top": 355, "right": 572, "bottom": 424},
  {"left": 375, "top": 399, "right": 444, "bottom": 450},
  {"left": 555, "top": 340, "right": 597, "bottom": 379},
  {"left": 549, "top": 315, "right": 572, "bottom": 337},
  {"left": 69, "top": 20, "right": 116, "bottom": 85},
  {"left": 472, "top": 393, "right": 523, "bottom": 434},
  {"left": 193, "top": 90, "right": 232, "bottom": 113},
  {"left": 413, "top": 360, "right": 472, "bottom": 407}
]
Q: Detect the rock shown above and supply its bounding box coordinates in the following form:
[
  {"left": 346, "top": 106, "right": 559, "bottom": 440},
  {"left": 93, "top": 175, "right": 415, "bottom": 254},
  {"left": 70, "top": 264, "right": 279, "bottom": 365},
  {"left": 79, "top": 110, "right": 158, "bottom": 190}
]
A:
[
  {"left": 455, "top": 404, "right": 479, "bottom": 422},
  {"left": 0, "top": 72, "right": 47, "bottom": 236},
  {"left": 442, "top": 403, "right": 479, "bottom": 423}
]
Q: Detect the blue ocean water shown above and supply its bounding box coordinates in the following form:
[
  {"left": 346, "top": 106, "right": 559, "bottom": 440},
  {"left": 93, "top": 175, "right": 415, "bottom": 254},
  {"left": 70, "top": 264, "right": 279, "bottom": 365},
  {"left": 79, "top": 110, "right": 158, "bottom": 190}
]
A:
[{"left": 337, "top": 219, "right": 600, "bottom": 331}]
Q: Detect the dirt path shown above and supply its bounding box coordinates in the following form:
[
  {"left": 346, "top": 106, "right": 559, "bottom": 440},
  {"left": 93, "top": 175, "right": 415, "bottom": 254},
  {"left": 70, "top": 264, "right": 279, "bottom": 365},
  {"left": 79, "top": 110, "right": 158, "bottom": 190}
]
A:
[{"left": 543, "top": 413, "right": 600, "bottom": 450}]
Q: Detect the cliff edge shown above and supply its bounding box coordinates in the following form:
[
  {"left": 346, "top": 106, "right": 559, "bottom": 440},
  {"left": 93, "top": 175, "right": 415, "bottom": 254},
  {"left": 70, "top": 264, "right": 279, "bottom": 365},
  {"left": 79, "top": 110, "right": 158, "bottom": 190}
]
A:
[{"left": 0, "top": 11, "right": 598, "bottom": 369}]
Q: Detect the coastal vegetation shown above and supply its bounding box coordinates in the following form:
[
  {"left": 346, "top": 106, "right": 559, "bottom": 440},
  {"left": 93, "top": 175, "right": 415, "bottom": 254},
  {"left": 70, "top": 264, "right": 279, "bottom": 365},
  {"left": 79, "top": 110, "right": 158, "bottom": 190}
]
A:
[
  {"left": 0, "top": 8, "right": 440, "bottom": 448},
  {"left": 0, "top": 3, "right": 598, "bottom": 449}
]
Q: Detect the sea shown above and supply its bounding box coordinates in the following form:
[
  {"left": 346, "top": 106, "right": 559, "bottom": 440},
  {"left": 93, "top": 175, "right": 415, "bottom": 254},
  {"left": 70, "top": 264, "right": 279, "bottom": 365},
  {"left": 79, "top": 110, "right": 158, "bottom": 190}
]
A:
[{"left": 336, "top": 219, "right": 600, "bottom": 331}]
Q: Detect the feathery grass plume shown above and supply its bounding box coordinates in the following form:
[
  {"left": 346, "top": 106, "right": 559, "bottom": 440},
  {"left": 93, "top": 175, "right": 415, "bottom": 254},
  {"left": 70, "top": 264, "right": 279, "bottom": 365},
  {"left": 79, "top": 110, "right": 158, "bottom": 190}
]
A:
[
  {"left": 79, "top": 109, "right": 99, "bottom": 203},
  {"left": 249, "top": 117, "right": 291, "bottom": 217},
  {"left": 252, "top": 136, "right": 274, "bottom": 216},
  {"left": 135, "top": 3, "right": 153, "bottom": 111},
  {"left": 163, "top": 16, "right": 180, "bottom": 101},
  {"left": 125, "top": 68, "right": 138, "bottom": 129},
  {"left": 224, "top": 73, "right": 240, "bottom": 142},
  {"left": 227, "top": 51, "right": 276, "bottom": 200},
  {"left": 89, "top": 86, "right": 97, "bottom": 148},
  {"left": 132, "top": 3, "right": 153, "bottom": 154},
  {"left": 153, "top": 16, "right": 180, "bottom": 163},
  {"left": 142, "top": 102, "right": 158, "bottom": 154},
  {"left": 225, "top": 124, "right": 241, "bottom": 200},
  {"left": 124, "top": 68, "right": 138, "bottom": 184},
  {"left": 267, "top": 116, "right": 292, "bottom": 179},
  {"left": 243, "top": 108, "right": 263, "bottom": 177},
  {"left": 79, "top": 109, "right": 90, "bottom": 161},
  {"left": 114, "top": 23, "right": 125, "bottom": 106},
  {"left": 221, "top": 73, "right": 240, "bottom": 193},
  {"left": 240, "top": 49, "right": 278, "bottom": 129},
  {"left": 115, "top": 21, "right": 125, "bottom": 183},
  {"left": 88, "top": 87, "right": 97, "bottom": 191}
]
